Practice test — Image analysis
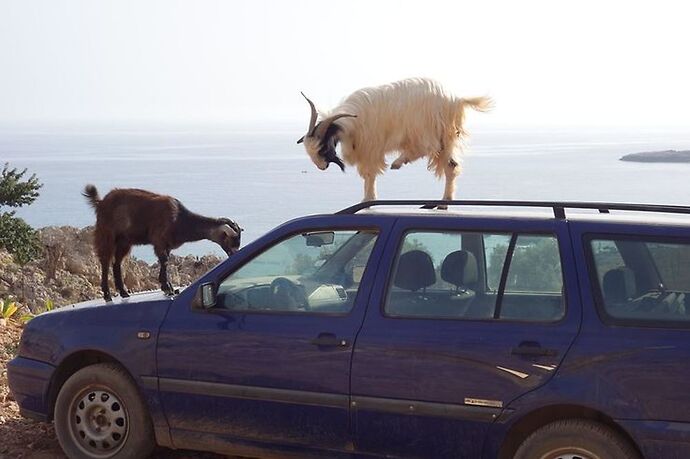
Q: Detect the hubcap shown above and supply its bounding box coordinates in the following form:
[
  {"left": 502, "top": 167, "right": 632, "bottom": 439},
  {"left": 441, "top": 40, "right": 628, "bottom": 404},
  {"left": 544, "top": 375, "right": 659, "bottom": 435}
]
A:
[
  {"left": 542, "top": 448, "right": 600, "bottom": 459},
  {"left": 68, "top": 388, "right": 128, "bottom": 457}
]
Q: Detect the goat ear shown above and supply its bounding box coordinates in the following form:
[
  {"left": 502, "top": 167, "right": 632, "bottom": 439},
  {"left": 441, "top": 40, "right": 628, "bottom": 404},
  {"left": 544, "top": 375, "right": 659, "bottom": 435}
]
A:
[{"left": 297, "top": 135, "right": 305, "bottom": 144}]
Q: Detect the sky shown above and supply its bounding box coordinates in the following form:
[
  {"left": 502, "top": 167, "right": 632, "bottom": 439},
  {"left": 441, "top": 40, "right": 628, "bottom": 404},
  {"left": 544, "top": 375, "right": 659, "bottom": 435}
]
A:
[{"left": 1, "top": 0, "right": 689, "bottom": 127}]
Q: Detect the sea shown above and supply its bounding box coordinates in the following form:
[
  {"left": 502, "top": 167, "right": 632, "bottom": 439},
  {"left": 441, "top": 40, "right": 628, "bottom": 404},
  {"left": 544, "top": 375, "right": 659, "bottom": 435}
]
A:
[{"left": 2, "top": 123, "right": 690, "bottom": 262}]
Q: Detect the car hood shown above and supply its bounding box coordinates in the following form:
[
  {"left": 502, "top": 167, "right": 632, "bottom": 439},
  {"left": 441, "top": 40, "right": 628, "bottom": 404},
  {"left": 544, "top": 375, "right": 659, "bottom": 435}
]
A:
[
  {"left": 45, "top": 289, "right": 173, "bottom": 314},
  {"left": 19, "top": 289, "right": 175, "bottom": 364}
]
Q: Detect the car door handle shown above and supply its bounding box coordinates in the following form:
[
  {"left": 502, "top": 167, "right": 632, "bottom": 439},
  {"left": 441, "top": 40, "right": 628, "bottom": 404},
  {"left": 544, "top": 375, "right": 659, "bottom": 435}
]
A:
[
  {"left": 511, "top": 342, "right": 558, "bottom": 357},
  {"left": 310, "top": 333, "right": 348, "bottom": 348}
]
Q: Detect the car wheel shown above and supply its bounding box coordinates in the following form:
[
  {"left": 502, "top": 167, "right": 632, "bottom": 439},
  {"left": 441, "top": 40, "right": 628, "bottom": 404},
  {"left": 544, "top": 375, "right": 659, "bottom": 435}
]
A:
[
  {"left": 54, "top": 363, "right": 155, "bottom": 459},
  {"left": 514, "top": 419, "right": 640, "bottom": 459}
]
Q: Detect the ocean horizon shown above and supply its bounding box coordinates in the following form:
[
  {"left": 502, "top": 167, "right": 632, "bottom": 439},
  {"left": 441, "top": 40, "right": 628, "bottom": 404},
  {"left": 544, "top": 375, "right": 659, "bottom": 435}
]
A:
[{"left": 3, "top": 123, "right": 690, "bottom": 262}]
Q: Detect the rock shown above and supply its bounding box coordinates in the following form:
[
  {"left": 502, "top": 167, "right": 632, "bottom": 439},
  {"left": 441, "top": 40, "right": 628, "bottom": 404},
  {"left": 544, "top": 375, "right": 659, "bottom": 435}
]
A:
[{"left": 620, "top": 150, "right": 690, "bottom": 163}]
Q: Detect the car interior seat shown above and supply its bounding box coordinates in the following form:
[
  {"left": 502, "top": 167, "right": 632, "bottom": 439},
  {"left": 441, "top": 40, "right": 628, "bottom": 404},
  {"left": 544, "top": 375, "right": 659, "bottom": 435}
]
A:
[{"left": 388, "top": 250, "right": 436, "bottom": 316}]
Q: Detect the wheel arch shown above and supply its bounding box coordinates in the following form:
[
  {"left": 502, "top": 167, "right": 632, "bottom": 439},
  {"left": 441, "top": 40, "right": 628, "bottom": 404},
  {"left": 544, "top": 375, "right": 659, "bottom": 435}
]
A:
[
  {"left": 497, "top": 404, "right": 643, "bottom": 459},
  {"left": 46, "top": 350, "right": 126, "bottom": 421}
]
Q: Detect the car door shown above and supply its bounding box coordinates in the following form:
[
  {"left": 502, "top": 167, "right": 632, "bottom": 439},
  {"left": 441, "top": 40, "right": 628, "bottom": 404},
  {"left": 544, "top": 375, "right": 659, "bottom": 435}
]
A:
[
  {"left": 563, "top": 219, "right": 690, "bottom": 452},
  {"left": 155, "top": 215, "right": 393, "bottom": 453},
  {"left": 350, "top": 215, "right": 582, "bottom": 458}
]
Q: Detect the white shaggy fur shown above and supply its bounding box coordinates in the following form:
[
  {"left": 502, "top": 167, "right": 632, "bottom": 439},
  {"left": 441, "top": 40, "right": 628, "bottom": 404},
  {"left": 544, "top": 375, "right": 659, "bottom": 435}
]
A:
[{"left": 300, "top": 78, "right": 492, "bottom": 201}]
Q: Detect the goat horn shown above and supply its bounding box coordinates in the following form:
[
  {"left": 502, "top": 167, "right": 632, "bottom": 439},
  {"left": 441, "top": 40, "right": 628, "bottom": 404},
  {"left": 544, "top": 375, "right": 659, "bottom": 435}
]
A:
[
  {"left": 313, "top": 113, "right": 357, "bottom": 139},
  {"left": 301, "top": 92, "right": 318, "bottom": 137},
  {"left": 221, "top": 224, "right": 238, "bottom": 238}
]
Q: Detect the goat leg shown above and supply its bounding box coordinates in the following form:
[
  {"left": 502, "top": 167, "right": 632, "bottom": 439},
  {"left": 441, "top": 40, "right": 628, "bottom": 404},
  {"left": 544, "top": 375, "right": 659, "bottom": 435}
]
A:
[
  {"left": 439, "top": 157, "right": 460, "bottom": 209},
  {"left": 113, "top": 243, "right": 131, "bottom": 298},
  {"left": 156, "top": 250, "right": 174, "bottom": 295},
  {"left": 362, "top": 174, "right": 377, "bottom": 201},
  {"left": 100, "top": 261, "right": 112, "bottom": 302},
  {"left": 113, "top": 260, "right": 130, "bottom": 298}
]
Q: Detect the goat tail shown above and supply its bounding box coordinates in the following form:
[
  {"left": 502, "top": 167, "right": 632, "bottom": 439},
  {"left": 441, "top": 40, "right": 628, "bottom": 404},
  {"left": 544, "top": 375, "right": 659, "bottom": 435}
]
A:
[
  {"left": 459, "top": 96, "right": 494, "bottom": 113},
  {"left": 82, "top": 184, "right": 101, "bottom": 212}
]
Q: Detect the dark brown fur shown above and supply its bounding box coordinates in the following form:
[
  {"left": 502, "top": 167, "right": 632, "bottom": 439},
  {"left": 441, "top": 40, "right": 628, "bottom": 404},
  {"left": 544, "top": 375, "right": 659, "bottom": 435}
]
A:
[{"left": 83, "top": 185, "right": 241, "bottom": 301}]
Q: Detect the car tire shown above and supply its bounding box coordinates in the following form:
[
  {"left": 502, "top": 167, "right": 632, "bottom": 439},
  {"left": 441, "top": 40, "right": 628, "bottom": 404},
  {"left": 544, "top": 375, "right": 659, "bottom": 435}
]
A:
[
  {"left": 54, "top": 363, "right": 155, "bottom": 459},
  {"left": 513, "top": 418, "right": 640, "bottom": 459}
]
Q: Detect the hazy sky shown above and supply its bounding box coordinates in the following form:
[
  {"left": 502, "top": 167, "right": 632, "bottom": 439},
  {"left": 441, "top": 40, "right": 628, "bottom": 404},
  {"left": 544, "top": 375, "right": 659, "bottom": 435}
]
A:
[{"left": 1, "top": 0, "right": 688, "bottom": 127}]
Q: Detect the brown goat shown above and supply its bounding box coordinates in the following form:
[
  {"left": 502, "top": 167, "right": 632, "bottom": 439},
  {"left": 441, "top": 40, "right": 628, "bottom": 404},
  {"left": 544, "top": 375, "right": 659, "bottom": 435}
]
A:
[{"left": 83, "top": 185, "right": 242, "bottom": 301}]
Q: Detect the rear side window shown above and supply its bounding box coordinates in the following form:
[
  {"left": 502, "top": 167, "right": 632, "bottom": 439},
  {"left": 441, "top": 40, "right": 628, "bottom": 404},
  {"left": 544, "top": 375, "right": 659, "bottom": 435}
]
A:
[
  {"left": 589, "top": 237, "right": 690, "bottom": 325},
  {"left": 384, "top": 231, "right": 565, "bottom": 322},
  {"left": 647, "top": 242, "right": 690, "bottom": 291},
  {"left": 499, "top": 235, "right": 564, "bottom": 321},
  {"left": 505, "top": 236, "right": 563, "bottom": 293}
]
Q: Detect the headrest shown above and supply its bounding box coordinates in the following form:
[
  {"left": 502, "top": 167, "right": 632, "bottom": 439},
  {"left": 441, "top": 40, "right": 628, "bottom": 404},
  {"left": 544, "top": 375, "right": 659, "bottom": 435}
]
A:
[
  {"left": 441, "top": 250, "right": 478, "bottom": 288},
  {"left": 394, "top": 250, "right": 436, "bottom": 292},
  {"left": 603, "top": 267, "right": 636, "bottom": 303}
]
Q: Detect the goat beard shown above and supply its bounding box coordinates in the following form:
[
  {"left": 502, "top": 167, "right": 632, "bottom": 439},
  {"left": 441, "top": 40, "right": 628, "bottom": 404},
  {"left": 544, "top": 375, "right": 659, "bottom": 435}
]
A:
[{"left": 326, "top": 153, "right": 346, "bottom": 172}]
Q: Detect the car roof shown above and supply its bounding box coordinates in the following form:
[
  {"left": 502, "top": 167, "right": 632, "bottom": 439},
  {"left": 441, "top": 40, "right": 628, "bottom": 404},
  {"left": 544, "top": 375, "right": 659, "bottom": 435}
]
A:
[{"left": 335, "top": 200, "right": 690, "bottom": 228}]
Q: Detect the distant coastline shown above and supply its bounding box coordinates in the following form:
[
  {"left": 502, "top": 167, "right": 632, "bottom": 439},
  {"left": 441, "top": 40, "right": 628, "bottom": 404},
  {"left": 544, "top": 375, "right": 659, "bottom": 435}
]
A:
[{"left": 620, "top": 150, "right": 690, "bottom": 163}]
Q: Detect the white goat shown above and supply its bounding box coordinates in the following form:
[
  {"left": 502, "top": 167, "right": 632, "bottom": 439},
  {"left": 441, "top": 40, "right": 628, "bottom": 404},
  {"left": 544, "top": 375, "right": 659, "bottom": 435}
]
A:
[{"left": 297, "top": 78, "right": 492, "bottom": 201}]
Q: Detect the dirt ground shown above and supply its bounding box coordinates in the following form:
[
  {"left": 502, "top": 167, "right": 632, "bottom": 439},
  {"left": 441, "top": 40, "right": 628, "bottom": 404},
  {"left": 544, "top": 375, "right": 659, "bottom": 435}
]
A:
[{"left": 0, "top": 319, "right": 229, "bottom": 459}]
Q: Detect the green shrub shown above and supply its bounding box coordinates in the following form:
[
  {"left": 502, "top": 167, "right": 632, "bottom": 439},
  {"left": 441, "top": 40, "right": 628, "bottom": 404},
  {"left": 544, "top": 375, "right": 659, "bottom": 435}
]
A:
[
  {"left": 1, "top": 298, "right": 18, "bottom": 319},
  {"left": 0, "top": 212, "right": 41, "bottom": 265},
  {"left": 0, "top": 163, "right": 43, "bottom": 265},
  {"left": 19, "top": 298, "right": 55, "bottom": 323}
]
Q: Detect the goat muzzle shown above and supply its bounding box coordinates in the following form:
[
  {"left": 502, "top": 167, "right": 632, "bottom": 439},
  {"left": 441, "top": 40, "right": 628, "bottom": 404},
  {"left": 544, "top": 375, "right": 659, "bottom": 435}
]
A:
[{"left": 327, "top": 153, "right": 346, "bottom": 172}]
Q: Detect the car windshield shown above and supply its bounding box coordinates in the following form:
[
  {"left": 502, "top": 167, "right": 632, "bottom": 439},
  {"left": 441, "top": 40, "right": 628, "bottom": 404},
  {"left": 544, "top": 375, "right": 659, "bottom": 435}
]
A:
[{"left": 216, "top": 230, "right": 378, "bottom": 314}]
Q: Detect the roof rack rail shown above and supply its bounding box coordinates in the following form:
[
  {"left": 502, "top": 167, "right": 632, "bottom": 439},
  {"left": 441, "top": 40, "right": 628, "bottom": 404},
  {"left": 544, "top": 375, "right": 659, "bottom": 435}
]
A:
[{"left": 336, "top": 200, "right": 690, "bottom": 219}]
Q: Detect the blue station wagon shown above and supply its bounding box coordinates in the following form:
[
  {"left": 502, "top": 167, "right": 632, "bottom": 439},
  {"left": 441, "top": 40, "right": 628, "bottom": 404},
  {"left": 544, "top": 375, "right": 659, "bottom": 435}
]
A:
[{"left": 8, "top": 200, "right": 690, "bottom": 459}]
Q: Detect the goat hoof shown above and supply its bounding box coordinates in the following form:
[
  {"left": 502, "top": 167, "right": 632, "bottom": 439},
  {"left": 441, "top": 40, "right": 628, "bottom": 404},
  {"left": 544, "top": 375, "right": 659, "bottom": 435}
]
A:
[
  {"left": 120, "top": 291, "right": 131, "bottom": 298},
  {"left": 390, "top": 163, "right": 402, "bottom": 170},
  {"left": 104, "top": 294, "right": 113, "bottom": 302}
]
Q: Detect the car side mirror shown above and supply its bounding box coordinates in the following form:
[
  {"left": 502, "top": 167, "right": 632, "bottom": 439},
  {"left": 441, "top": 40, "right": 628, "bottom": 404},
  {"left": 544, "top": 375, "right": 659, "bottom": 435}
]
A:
[{"left": 192, "top": 282, "right": 217, "bottom": 310}]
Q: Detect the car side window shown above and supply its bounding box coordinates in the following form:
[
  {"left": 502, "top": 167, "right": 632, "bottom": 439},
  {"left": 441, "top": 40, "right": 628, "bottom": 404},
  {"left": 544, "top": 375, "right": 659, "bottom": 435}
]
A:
[
  {"left": 216, "top": 230, "right": 379, "bottom": 314},
  {"left": 590, "top": 240, "right": 626, "bottom": 285},
  {"left": 484, "top": 234, "right": 510, "bottom": 291},
  {"left": 590, "top": 237, "right": 690, "bottom": 324},
  {"left": 385, "top": 231, "right": 565, "bottom": 322},
  {"left": 498, "top": 235, "right": 565, "bottom": 321}
]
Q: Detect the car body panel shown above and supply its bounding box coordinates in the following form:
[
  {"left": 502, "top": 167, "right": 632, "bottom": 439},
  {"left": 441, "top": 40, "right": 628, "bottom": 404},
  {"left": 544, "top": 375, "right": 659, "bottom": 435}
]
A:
[
  {"left": 483, "top": 218, "right": 690, "bottom": 458},
  {"left": 156, "top": 214, "right": 395, "bottom": 452},
  {"left": 567, "top": 219, "right": 690, "bottom": 422},
  {"left": 8, "top": 291, "right": 173, "bottom": 442},
  {"left": 350, "top": 215, "right": 582, "bottom": 457},
  {"left": 6, "top": 356, "right": 54, "bottom": 421}
]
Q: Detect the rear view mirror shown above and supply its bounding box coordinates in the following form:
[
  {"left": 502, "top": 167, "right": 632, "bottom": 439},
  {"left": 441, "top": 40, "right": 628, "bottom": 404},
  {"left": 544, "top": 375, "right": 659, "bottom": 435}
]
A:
[
  {"left": 192, "top": 282, "right": 217, "bottom": 310},
  {"left": 304, "top": 231, "right": 335, "bottom": 247}
]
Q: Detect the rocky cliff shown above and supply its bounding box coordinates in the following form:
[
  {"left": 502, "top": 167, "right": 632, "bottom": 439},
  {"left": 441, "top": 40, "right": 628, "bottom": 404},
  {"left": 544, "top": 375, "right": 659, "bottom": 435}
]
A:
[{"left": 0, "top": 226, "right": 222, "bottom": 312}]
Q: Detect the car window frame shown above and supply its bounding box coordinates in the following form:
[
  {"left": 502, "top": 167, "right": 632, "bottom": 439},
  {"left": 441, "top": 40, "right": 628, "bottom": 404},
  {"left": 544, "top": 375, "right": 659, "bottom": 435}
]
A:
[
  {"left": 584, "top": 232, "right": 690, "bottom": 329},
  {"left": 382, "top": 228, "right": 568, "bottom": 324},
  {"left": 202, "top": 226, "right": 382, "bottom": 318}
]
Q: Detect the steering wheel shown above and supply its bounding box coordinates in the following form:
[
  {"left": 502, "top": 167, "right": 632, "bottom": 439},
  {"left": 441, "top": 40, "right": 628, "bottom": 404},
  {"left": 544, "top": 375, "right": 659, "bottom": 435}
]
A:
[
  {"left": 630, "top": 284, "right": 671, "bottom": 313},
  {"left": 270, "top": 277, "right": 308, "bottom": 311}
]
